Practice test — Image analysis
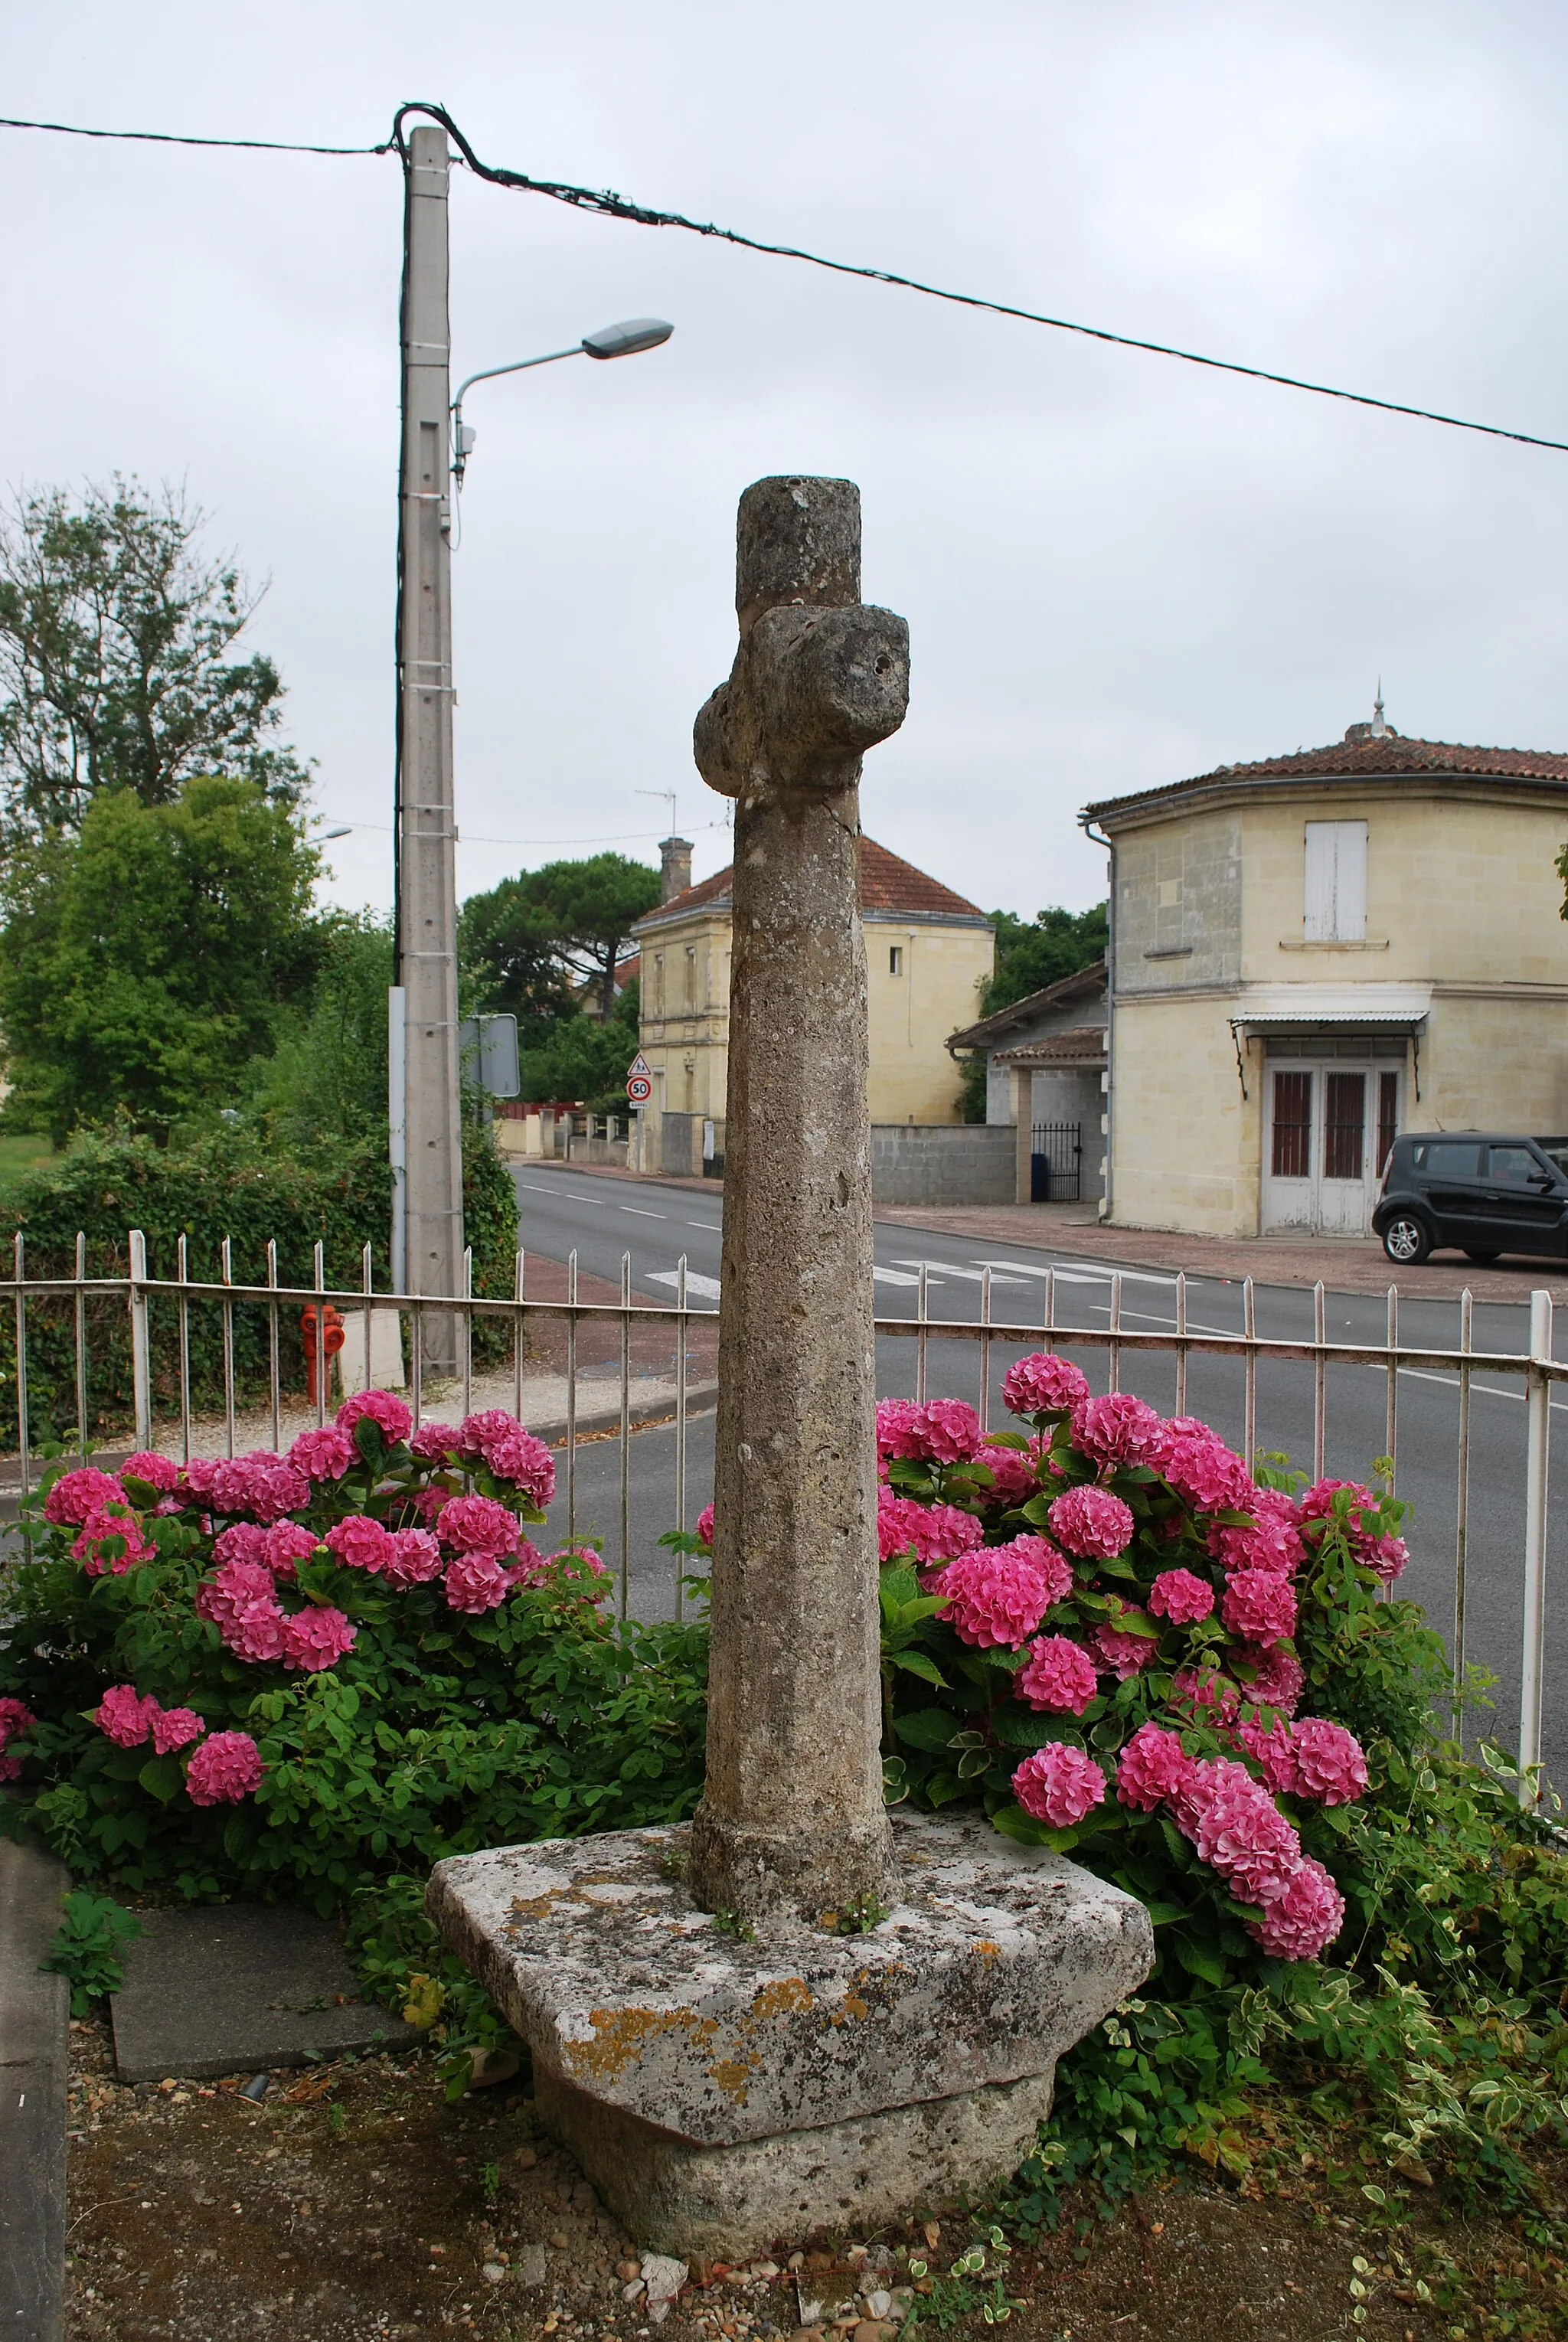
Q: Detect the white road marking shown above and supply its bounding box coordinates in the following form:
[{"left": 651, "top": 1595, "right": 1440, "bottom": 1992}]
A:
[
  {"left": 976, "top": 1256, "right": 1180, "bottom": 1290},
  {"left": 889, "top": 1259, "right": 1029, "bottom": 1285},
  {"left": 619, "top": 1207, "right": 666, "bottom": 1218},
  {"left": 873, "top": 1266, "right": 929, "bottom": 1286},
  {"left": 646, "top": 1269, "right": 722, "bottom": 1301},
  {"left": 685, "top": 1222, "right": 721, "bottom": 1232}
]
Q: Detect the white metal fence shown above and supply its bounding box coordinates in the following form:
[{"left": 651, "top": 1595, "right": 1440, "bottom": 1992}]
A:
[{"left": 1, "top": 1234, "right": 1559, "bottom": 1788}]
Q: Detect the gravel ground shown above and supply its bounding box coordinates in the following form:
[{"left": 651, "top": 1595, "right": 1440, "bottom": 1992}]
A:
[{"left": 61, "top": 2010, "right": 1565, "bottom": 2342}]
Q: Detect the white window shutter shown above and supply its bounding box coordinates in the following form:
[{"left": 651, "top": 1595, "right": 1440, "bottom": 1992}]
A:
[
  {"left": 1303, "top": 821, "right": 1367, "bottom": 941},
  {"left": 1303, "top": 824, "right": 1336, "bottom": 939}
]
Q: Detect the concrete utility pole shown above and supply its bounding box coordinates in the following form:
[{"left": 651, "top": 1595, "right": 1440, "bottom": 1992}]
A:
[{"left": 397, "top": 122, "right": 463, "bottom": 1360}]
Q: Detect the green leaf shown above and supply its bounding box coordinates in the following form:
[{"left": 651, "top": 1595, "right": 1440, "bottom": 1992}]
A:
[
  {"left": 1171, "top": 1935, "right": 1227, "bottom": 1987},
  {"left": 894, "top": 1708, "right": 965, "bottom": 1752},
  {"left": 990, "top": 1801, "right": 1050, "bottom": 1846},
  {"left": 890, "top": 1651, "right": 947, "bottom": 1687},
  {"left": 137, "top": 1754, "right": 185, "bottom": 1805}
]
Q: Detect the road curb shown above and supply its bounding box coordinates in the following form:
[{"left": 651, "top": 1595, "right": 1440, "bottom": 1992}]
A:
[{"left": 0, "top": 1836, "right": 70, "bottom": 2342}]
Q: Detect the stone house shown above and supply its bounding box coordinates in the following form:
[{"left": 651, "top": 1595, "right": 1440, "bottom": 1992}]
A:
[
  {"left": 1081, "top": 706, "right": 1568, "bottom": 1238},
  {"left": 946, "top": 961, "right": 1109, "bottom": 1205},
  {"left": 631, "top": 835, "right": 995, "bottom": 1177}
]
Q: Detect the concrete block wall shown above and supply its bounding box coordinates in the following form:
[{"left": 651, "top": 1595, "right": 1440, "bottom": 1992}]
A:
[{"left": 870, "top": 1125, "right": 1014, "bottom": 1205}]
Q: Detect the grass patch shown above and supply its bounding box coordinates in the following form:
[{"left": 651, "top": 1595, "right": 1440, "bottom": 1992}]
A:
[{"left": 0, "top": 1130, "right": 60, "bottom": 1198}]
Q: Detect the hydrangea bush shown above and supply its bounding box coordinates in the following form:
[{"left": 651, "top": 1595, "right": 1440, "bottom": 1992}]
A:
[
  {"left": 0, "top": 1392, "right": 707, "bottom": 1906},
  {"left": 868, "top": 1360, "right": 1433, "bottom": 1984}
]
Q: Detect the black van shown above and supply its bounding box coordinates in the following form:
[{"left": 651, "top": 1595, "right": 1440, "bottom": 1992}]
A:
[{"left": 1373, "top": 1133, "right": 1568, "bottom": 1265}]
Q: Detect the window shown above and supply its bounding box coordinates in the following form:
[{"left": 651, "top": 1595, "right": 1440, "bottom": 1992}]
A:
[
  {"left": 1412, "top": 1141, "right": 1481, "bottom": 1177},
  {"left": 1488, "top": 1145, "right": 1542, "bottom": 1185},
  {"left": 1303, "top": 821, "right": 1368, "bottom": 942},
  {"left": 889, "top": 946, "right": 903, "bottom": 975},
  {"left": 1271, "top": 1072, "right": 1312, "bottom": 1178},
  {"left": 1377, "top": 1071, "right": 1398, "bottom": 1174},
  {"left": 1322, "top": 1071, "right": 1366, "bottom": 1181},
  {"left": 683, "top": 946, "right": 696, "bottom": 1013},
  {"left": 652, "top": 954, "right": 664, "bottom": 1015}
]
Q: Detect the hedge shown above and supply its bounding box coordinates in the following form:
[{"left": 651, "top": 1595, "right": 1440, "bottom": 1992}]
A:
[{"left": 0, "top": 1127, "right": 519, "bottom": 1445}]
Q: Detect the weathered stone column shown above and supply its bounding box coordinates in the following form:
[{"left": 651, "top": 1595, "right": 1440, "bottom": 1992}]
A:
[{"left": 687, "top": 478, "right": 908, "bottom": 1923}]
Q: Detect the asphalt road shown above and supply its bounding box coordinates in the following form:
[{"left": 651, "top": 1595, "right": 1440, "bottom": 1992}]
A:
[{"left": 516, "top": 1164, "right": 1568, "bottom": 1786}]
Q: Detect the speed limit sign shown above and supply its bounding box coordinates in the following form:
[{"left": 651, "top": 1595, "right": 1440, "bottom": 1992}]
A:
[{"left": 626, "top": 1052, "right": 653, "bottom": 1105}]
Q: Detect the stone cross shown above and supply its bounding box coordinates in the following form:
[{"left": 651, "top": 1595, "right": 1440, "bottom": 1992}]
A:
[{"left": 688, "top": 477, "right": 910, "bottom": 1924}]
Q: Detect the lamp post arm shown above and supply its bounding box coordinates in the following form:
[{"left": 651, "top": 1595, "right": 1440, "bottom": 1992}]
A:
[{"left": 451, "top": 347, "right": 583, "bottom": 480}]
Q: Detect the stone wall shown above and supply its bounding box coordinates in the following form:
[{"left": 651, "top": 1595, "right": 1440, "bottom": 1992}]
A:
[{"left": 870, "top": 1125, "right": 1014, "bottom": 1205}]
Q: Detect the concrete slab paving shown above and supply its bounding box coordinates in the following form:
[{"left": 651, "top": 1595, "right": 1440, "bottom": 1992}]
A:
[
  {"left": 0, "top": 1837, "right": 70, "bottom": 2342},
  {"left": 109, "top": 1905, "right": 418, "bottom": 2083}
]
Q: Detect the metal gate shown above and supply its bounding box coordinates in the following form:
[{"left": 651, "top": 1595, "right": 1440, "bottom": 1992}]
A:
[{"left": 1030, "top": 1121, "right": 1083, "bottom": 1202}]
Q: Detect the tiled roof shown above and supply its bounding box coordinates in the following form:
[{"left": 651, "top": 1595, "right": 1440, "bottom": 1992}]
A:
[
  {"left": 1084, "top": 728, "right": 1568, "bottom": 823},
  {"left": 992, "top": 1024, "right": 1108, "bottom": 1067},
  {"left": 947, "top": 959, "right": 1107, "bottom": 1051},
  {"left": 633, "top": 837, "right": 989, "bottom": 933}
]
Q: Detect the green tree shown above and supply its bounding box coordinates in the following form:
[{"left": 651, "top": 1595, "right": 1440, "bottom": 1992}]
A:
[
  {"left": 957, "top": 902, "right": 1108, "bottom": 1121},
  {"left": 0, "top": 477, "right": 308, "bottom": 844},
  {"left": 462, "top": 853, "right": 661, "bottom": 1024},
  {"left": 248, "top": 913, "right": 394, "bottom": 1150},
  {"left": 521, "top": 982, "right": 640, "bottom": 1109},
  {"left": 0, "top": 778, "right": 322, "bottom": 1143}
]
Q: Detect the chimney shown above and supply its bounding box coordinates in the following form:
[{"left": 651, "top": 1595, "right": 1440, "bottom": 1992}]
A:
[{"left": 659, "top": 835, "right": 694, "bottom": 903}]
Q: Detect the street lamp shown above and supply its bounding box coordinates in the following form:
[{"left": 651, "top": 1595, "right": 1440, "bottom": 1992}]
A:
[
  {"left": 451, "top": 318, "right": 673, "bottom": 485},
  {"left": 394, "top": 124, "right": 672, "bottom": 1356}
]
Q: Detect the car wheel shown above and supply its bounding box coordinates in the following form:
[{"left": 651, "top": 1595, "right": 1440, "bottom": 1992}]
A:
[
  {"left": 1381, "top": 1213, "right": 1431, "bottom": 1266},
  {"left": 1463, "top": 1249, "right": 1501, "bottom": 1265}
]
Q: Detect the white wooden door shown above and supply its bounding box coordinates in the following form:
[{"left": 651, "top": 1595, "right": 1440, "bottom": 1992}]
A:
[{"left": 1262, "top": 1063, "right": 1396, "bottom": 1236}]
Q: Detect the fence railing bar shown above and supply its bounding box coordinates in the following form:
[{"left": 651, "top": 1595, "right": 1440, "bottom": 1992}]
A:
[
  {"left": 619, "top": 1251, "right": 632, "bottom": 1621},
  {"left": 1519, "top": 1288, "right": 1553, "bottom": 1800},
  {"left": 1108, "top": 1271, "right": 1122, "bottom": 1393},
  {"left": 1045, "top": 1266, "right": 1057, "bottom": 1349},
  {"left": 129, "top": 1229, "right": 152, "bottom": 1452},
  {"left": 462, "top": 1245, "right": 474, "bottom": 1424},
  {"left": 916, "top": 1263, "right": 929, "bottom": 1405},
  {"left": 265, "top": 1240, "right": 281, "bottom": 1452},
  {"left": 978, "top": 1266, "right": 992, "bottom": 1432},
  {"left": 176, "top": 1233, "right": 192, "bottom": 1467},
  {"left": 74, "top": 1230, "right": 88, "bottom": 1462},
  {"left": 410, "top": 1302, "right": 424, "bottom": 1430},
  {"left": 1384, "top": 1285, "right": 1399, "bottom": 1494},
  {"left": 1454, "top": 1285, "right": 1473, "bottom": 1737},
  {"left": 1312, "top": 1280, "right": 1327, "bottom": 1483},
  {"left": 220, "top": 1237, "right": 236, "bottom": 1460},
  {"left": 312, "top": 1240, "right": 326, "bottom": 1429},
  {"left": 566, "top": 1249, "right": 579, "bottom": 1544},
  {"left": 513, "top": 1250, "right": 526, "bottom": 1419},
  {"left": 1243, "top": 1278, "right": 1256, "bottom": 1468},
  {"left": 675, "top": 1253, "right": 688, "bottom": 1626},
  {"left": 13, "top": 1233, "right": 29, "bottom": 1508},
  {"left": 361, "top": 1243, "right": 374, "bottom": 1397},
  {"left": 1174, "top": 1270, "right": 1187, "bottom": 1419}
]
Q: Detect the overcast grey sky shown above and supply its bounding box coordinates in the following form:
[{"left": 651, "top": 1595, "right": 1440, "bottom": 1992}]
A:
[{"left": 6, "top": 1, "right": 1568, "bottom": 920}]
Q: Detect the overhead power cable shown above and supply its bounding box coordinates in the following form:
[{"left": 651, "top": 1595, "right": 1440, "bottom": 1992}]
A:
[{"left": 5, "top": 101, "right": 1566, "bottom": 458}]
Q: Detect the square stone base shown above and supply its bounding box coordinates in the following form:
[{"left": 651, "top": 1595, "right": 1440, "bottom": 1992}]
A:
[
  {"left": 535, "top": 2063, "right": 1059, "bottom": 2259},
  {"left": 427, "top": 1807, "right": 1152, "bottom": 2255}
]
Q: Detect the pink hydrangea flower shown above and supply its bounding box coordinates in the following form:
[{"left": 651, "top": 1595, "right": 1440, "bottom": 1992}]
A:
[
  {"left": 1016, "top": 1635, "right": 1099, "bottom": 1715},
  {"left": 0, "top": 1756, "right": 23, "bottom": 1784},
  {"left": 1171, "top": 1664, "right": 1243, "bottom": 1726},
  {"left": 550, "top": 1546, "right": 613, "bottom": 1604},
  {"left": 381, "top": 1527, "right": 444, "bottom": 1587},
  {"left": 73, "top": 1503, "right": 155, "bottom": 1576},
  {"left": 878, "top": 1490, "right": 985, "bottom": 1567},
  {"left": 181, "top": 1457, "right": 220, "bottom": 1498},
  {"left": 96, "top": 1684, "right": 158, "bottom": 1748},
  {"left": 695, "top": 1504, "right": 715, "bottom": 1547},
  {"left": 1070, "top": 1392, "right": 1166, "bottom": 1472},
  {"left": 185, "top": 1730, "right": 264, "bottom": 1806},
  {"left": 212, "top": 1522, "right": 271, "bottom": 1569},
  {"left": 325, "top": 1516, "right": 395, "bottom": 1574},
  {"left": 1246, "top": 1644, "right": 1305, "bottom": 1716},
  {"left": 501, "top": 1541, "right": 549, "bottom": 1590},
  {"left": 1298, "top": 1477, "right": 1375, "bottom": 1527},
  {"left": 1208, "top": 1488, "right": 1306, "bottom": 1579},
  {"left": 436, "top": 1494, "right": 521, "bottom": 1559},
  {"left": 1148, "top": 1567, "right": 1216, "bottom": 1625},
  {"left": 1244, "top": 1856, "right": 1346, "bottom": 1960},
  {"left": 150, "top": 1706, "right": 207, "bottom": 1756},
  {"left": 196, "top": 1559, "right": 283, "bottom": 1664},
  {"left": 220, "top": 1598, "right": 288, "bottom": 1664},
  {"left": 280, "top": 1605, "right": 357, "bottom": 1671},
  {"left": 337, "top": 1389, "right": 413, "bottom": 1445},
  {"left": 876, "top": 1400, "right": 929, "bottom": 1461},
  {"left": 289, "top": 1426, "right": 357, "bottom": 1483},
  {"left": 1013, "top": 1743, "right": 1106, "bottom": 1829},
  {"left": 1158, "top": 1425, "right": 1255, "bottom": 1514},
  {"left": 443, "top": 1552, "right": 511, "bottom": 1614},
  {"left": 971, "top": 1443, "right": 1040, "bottom": 1507},
  {"left": 1047, "top": 1485, "right": 1134, "bottom": 1560},
  {"left": 210, "top": 1453, "right": 310, "bottom": 1524},
  {"left": 1116, "top": 1722, "right": 1197, "bottom": 1812},
  {"left": 916, "top": 1400, "right": 985, "bottom": 1464},
  {"left": 264, "top": 1522, "right": 319, "bottom": 1579},
  {"left": 1288, "top": 1718, "right": 1369, "bottom": 1806},
  {"left": 1090, "top": 1620, "right": 1158, "bottom": 1680},
  {"left": 1221, "top": 1569, "right": 1298, "bottom": 1646},
  {"left": 1001, "top": 1352, "right": 1091, "bottom": 1418},
  {"left": 409, "top": 1420, "right": 460, "bottom": 1465},
  {"left": 1361, "top": 1534, "right": 1410, "bottom": 1586},
  {"left": 1178, "top": 1759, "right": 1302, "bottom": 1906},
  {"left": 1236, "top": 1715, "right": 1298, "bottom": 1795},
  {"left": 454, "top": 1414, "right": 556, "bottom": 1504},
  {"left": 44, "top": 1465, "right": 126, "bottom": 1526},
  {"left": 120, "top": 1450, "right": 181, "bottom": 1493},
  {"left": 933, "top": 1543, "right": 1057, "bottom": 1649},
  {"left": 1003, "top": 1534, "right": 1074, "bottom": 1606},
  {"left": 0, "top": 1697, "right": 36, "bottom": 1750}
]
